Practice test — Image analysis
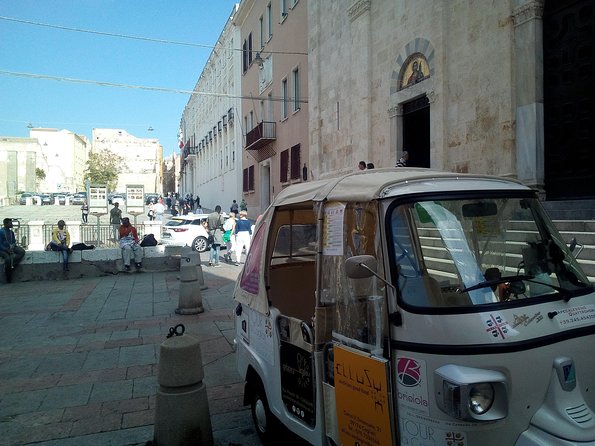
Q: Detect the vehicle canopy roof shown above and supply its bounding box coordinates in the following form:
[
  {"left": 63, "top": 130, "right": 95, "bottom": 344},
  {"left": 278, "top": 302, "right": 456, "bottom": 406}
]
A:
[{"left": 270, "top": 168, "right": 528, "bottom": 208}]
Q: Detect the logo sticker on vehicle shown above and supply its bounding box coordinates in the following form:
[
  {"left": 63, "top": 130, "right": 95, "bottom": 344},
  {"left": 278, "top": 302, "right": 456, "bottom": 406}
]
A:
[
  {"left": 397, "top": 357, "right": 422, "bottom": 387},
  {"left": 483, "top": 313, "right": 518, "bottom": 340},
  {"left": 396, "top": 356, "right": 429, "bottom": 416}
]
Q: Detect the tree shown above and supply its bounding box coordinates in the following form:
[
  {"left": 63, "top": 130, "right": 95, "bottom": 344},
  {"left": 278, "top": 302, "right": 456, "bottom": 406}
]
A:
[
  {"left": 84, "top": 150, "right": 125, "bottom": 192},
  {"left": 35, "top": 168, "right": 46, "bottom": 192}
]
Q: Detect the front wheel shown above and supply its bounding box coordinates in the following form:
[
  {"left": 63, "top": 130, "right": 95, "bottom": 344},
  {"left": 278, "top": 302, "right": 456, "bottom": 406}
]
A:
[
  {"left": 251, "top": 384, "right": 276, "bottom": 444},
  {"left": 192, "top": 236, "right": 208, "bottom": 253}
]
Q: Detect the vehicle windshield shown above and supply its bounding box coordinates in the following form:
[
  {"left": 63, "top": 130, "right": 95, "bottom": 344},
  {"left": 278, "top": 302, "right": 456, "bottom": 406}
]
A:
[{"left": 388, "top": 195, "right": 592, "bottom": 309}]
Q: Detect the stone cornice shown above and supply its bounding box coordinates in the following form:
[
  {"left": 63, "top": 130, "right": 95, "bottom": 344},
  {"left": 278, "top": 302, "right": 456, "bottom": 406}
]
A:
[
  {"left": 348, "top": 0, "right": 371, "bottom": 22},
  {"left": 512, "top": 0, "right": 544, "bottom": 27}
]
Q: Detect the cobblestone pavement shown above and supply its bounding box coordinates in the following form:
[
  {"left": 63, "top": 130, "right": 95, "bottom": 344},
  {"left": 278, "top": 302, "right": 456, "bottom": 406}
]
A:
[{"left": 0, "top": 259, "right": 265, "bottom": 446}]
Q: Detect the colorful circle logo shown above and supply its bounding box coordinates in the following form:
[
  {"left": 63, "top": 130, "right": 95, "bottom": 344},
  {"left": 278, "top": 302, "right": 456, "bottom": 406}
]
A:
[{"left": 397, "top": 357, "right": 422, "bottom": 387}]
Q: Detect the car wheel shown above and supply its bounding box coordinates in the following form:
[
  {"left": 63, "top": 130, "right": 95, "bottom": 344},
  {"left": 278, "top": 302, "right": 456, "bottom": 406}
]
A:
[
  {"left": 192, "top": 236, "right": 208, "bottom": 252},
  {"left": 250, "top": 383, "right": 277, "bottom": 445}
]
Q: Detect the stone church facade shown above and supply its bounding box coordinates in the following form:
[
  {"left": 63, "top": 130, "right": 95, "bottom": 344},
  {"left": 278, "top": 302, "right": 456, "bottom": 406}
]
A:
[{"left": 308, "top": 0, "right": 594, "bottom": 201}]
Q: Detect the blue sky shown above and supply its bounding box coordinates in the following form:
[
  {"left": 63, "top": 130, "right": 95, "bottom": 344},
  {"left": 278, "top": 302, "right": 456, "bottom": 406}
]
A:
[{"left": 0, "top": 0, "right": 238, "bottom": 157}]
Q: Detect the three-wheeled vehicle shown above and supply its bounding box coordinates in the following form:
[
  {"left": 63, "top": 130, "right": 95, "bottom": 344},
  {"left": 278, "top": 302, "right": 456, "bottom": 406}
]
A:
[{"left": 233, "top": 168, "right": 595, "bottom": 445}]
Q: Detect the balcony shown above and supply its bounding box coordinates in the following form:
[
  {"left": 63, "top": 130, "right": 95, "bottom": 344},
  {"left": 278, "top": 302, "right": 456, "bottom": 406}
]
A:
[{"left": 245, "top": 121, "right": 277, "bottom": 162}]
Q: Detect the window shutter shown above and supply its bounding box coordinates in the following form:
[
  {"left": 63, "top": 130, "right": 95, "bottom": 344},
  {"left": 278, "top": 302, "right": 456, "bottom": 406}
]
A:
[
  {"left": 280, "top": 149, "right": 289, "bottom": 183},
  {"left": 290, "top": 144, "right": 300, "bottom": 179}
]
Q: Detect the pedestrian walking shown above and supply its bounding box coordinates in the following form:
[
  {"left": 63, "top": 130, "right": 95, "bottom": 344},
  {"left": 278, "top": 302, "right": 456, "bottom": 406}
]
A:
[
  {"left": 207, "top": 205, "right": 224, "bottom": 267},
  {"left": 230, "top": 200, "right": 239, "bottom": 214},
  {"left": 234, "top": 210, "right": 252, "bottom": 264},
  {"left": 81, "top": 201, "right": 89, "bottom": 224},
  {"left": 110, "top": 202, "right": 122, "bottom": 241},
  {"left": 223, "top": 212, "right": 237, "bottom": 263}
]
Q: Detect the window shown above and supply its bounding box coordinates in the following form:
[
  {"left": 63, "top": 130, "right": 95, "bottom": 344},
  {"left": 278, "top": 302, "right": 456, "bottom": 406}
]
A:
[
  {"left": 292, "top": 67, "right": 300, "bottom": 112},
  {"left": 248, "top": 33, "right": 253, "bottom": 65},
  {"left": 243, "top": 165, "right": 255, "bottom": 192},
  {"left": 282, "top": 78, "right": 288, "bottom": 119},
  {"left": 280, "top": 0, "right": 288, "bottom": 19},
  {"left": 259, "top": 16, "right": 264, "bottom": 49},
  {"left": 267, "top": 3, "right": 273, "bottom": 39},
  {"left": 242, "top": 39, "right": 248, "bottom": 72}
]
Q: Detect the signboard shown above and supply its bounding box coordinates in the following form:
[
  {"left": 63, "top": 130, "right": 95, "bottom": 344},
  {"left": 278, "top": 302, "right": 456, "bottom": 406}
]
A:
[
  {"left": 280, "top": 341, "right": 315, "bottom": 426},
  {"left": 89, "top": 185, "right": 108, "bottom": 212},
  {"left": 335, "top": 344, "right": 393, "bottom": 445},
  {"left": 126, "top": 184, "right": 145, "bottom": 214},
  {"left": 322, "top": 202, "right": 345, "bottom": 256}
]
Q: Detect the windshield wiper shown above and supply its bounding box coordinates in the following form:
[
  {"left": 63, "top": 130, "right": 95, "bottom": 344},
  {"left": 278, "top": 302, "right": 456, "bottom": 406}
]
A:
[
  {"left": 460, "top": 274, "right": 592, "bottom": 302},
  {"left": 459, "top": 274, "right": 534, "bottom": 293}
]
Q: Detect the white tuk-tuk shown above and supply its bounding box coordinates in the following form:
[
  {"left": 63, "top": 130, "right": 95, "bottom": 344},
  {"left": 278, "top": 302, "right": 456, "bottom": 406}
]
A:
[{"left": 233, "top": 168, "right": 595, "bottom": 446}]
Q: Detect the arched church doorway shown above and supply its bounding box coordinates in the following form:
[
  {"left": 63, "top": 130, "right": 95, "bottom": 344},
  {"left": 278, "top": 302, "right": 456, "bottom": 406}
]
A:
[
  {"left": 402, "top": 96, "right": 430, "bottom": 168},
  {"left": 543, "top": 0, "right": 595, "bottom": 199}
]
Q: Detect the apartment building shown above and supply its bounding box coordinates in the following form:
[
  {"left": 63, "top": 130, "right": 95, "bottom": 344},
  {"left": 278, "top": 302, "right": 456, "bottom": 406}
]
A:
[
  {"left": 179, "top": 4, "right": 243, "bottom": 211},
  {"left": 30, "top": 128, "right": 89, "bottom": 193},
  {"left": 234, "top": 0, "right": 309, "bottom": 215},
  {"left": 92, "top": 128, "right": 162, "bottom": 194}
]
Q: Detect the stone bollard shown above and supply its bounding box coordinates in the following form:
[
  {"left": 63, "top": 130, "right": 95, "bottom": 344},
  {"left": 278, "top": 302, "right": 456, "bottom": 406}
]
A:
[
  {"left": 154, "top": 324, "right": 213, "bottom": 446},
  {"left": 185, "top": 251, "right": 208, "bottom": 291},
  {"left": 176, "top": 256, "right": 204, "bottom": 314}
]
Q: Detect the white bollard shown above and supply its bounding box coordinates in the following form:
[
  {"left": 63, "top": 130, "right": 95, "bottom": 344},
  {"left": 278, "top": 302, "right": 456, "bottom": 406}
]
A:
[
  {"left": 184, "top": 251, "right": 207, "bottom": 290},
  {"left": 176, "top": 260, "right": 204, "bottom": 314},
  {"left": 154, "top": 324, "right": 213, "bottom": 446}
]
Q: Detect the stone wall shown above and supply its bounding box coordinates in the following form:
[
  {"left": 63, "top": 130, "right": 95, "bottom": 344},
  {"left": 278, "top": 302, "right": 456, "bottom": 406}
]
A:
[{"left": 309, "top": 0, "right": 534, "bottom": 180}]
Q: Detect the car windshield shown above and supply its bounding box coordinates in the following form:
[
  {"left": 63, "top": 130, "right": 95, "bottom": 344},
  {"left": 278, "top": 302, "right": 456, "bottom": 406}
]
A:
[{"left": 388, "top": 195, "right": 593, "bottom": 309}]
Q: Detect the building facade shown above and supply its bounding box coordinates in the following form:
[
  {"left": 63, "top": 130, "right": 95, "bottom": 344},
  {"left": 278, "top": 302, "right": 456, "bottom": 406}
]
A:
[
  {"left": 30, "top": 128, "right": 89, "bottom": 193},
  {"left": 309, "top": 0, "right": 595, "bottom": 200},
  {"left": 0, "top": 137, "right": 40, "bottom": 205},
  {"left": 179, "top": 4, "right": 243, "bottom": 212},
  {"left": 235, "top": 0, "right": 309, "bottom": 215},
  {"left": 91, "top": 128, "right": 162, "bottom": 194}
]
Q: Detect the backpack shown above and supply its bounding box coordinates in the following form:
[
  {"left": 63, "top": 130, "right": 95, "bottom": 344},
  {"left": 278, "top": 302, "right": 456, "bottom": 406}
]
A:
[
  {"left": 71, "top": 242, "right": 95, "bottom": 251},
  {"left": 140, "top": 233, "right": 158, "bottom": 247}
]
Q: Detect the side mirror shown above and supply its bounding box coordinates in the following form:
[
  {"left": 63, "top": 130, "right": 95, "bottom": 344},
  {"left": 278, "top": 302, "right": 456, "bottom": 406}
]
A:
[{"left": 345, "top": 255, "right": 378, "bottom": 279}]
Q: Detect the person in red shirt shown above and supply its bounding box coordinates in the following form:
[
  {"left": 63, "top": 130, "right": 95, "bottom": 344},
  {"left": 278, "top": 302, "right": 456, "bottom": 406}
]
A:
[{"left": 118, "top": 217, "right": 142, "bottom": 271}]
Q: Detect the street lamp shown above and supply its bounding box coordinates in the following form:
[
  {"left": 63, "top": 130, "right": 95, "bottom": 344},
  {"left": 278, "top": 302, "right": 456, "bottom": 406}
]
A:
[{"left": 148, "top": 126, "right": 154, "bottom": 132}]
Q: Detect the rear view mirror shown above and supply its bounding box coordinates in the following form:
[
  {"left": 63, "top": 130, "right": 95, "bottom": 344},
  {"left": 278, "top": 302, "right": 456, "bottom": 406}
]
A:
[
  {"left": 462, "top": 202, "right": 497, "bottom": 218},
  {"left": 345, "top": 255, "right": 378, "bottom": 279}
]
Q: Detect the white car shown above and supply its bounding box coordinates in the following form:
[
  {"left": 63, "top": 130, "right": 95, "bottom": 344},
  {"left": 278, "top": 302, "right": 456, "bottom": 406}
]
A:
[{"left": 161, "top": 214, "right": 211, "bottom": 252}]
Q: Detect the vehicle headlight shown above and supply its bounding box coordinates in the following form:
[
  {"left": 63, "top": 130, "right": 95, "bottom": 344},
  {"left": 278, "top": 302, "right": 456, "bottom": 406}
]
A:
[
  {"left": 469, "top": 383, "right": 494, "bottom": 414},
  {"left": 435, "top": 365, "right": 507, "bottom": 422}
]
